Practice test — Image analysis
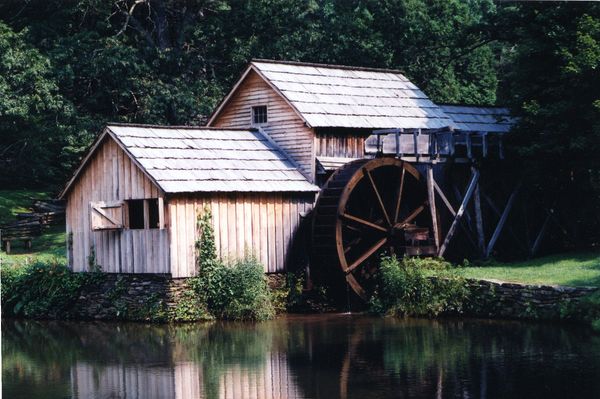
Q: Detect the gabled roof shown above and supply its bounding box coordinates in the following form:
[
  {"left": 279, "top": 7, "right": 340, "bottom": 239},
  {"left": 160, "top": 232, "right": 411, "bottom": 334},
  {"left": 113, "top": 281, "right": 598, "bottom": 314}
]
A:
[
  {"left": 208, "top": 59, "right": 453, "bottom": 130},
  {"left": 60, "top": 124, "right": 319, "bottom": 198},
  {"left": 441, "top": 105, "right": 516, "bottom": 133}
]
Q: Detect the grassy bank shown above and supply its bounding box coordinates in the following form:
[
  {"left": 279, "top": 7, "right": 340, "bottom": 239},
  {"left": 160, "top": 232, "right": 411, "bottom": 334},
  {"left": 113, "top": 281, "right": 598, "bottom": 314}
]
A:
[
  {"left": 461, "top": 252, "right": 600, "bottom": 288},
  {"left": 0, "top": 190, "right": 66, "bottom": 267}
]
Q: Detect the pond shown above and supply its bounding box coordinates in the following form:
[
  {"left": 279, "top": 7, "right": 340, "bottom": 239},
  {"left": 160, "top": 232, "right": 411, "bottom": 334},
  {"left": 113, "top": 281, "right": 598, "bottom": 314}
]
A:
[{"left": 3, "top": 315, "right": 600, "bottom": 399}]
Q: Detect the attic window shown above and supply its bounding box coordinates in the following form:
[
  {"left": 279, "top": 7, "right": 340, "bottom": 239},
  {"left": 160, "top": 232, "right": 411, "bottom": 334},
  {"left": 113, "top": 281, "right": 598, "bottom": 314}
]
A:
[{"left": 252, "top": 105, "right": 268, "bottom": 125}]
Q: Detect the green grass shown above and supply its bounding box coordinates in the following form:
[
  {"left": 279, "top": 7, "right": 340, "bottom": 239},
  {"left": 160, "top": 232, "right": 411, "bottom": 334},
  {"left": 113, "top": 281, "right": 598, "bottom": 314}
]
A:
[
  {"left": 0, "top": 190, "right": 66, "bottom": 267},
  {"left": 461, "top": 252, "right": 600, "bottom": 288}
]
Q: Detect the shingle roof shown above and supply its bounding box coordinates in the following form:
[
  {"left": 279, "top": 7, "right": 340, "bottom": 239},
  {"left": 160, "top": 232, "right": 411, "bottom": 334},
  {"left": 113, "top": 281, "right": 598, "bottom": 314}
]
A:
[
  {"left": 107, "top": 125, "right": 319, "bottom": 193},
  {"left": 60, "top": 125, "right": 319, "bottom": 197},
  {"left": 242, "top": 60, "right": 453, "bottom": 129},
  {"left": 441, "top": 105, "right": 515, "bottom": 133}
]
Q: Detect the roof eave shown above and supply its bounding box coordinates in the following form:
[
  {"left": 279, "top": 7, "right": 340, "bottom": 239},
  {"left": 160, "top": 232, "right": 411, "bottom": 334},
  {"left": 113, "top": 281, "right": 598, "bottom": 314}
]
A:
[
  {"left": 58, "top": 128, "right": 109, "bottom": 199},
  {"left": 58, "top": 126, "right": 167, "bottom": 200}
]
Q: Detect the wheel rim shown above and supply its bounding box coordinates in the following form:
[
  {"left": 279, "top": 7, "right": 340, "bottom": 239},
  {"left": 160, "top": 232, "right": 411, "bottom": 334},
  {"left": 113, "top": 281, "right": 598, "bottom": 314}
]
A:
[{"left": 334, "top": 158, "right": 429, "bottom": 299}]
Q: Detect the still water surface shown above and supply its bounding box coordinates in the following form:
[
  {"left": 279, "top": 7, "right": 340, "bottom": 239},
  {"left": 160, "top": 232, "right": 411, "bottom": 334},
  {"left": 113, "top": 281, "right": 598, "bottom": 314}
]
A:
[{"left": 3, "top": 315, "right": 600, "bottom": 399}]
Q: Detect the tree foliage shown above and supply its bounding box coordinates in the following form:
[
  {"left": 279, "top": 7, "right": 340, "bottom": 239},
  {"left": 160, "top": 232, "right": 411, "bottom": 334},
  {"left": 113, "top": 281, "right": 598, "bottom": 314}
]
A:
[{"left": 497, "top": 3, "right": 600, "bottom": 244}]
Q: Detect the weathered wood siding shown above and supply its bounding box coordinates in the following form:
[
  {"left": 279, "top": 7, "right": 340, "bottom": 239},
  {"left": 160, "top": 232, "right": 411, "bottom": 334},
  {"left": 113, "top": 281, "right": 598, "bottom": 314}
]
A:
[
  {"left": 315, "top": 129, "right": 369, "bottom": 158},
  {"left": 211, "top": 70, "right": 316, "bottom": 182},
  {"left": 65, "top": 136, "right": 169, "bottom": 273},
  {"left": 168, "top": 192, "right": 314, "bottom": 277}
]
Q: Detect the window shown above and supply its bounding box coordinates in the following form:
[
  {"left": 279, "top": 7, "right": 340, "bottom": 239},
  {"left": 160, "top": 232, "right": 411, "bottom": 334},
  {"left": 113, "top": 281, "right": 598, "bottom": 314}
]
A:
[
  {"left": 127, "top": 199, "right": 145, "bottom": 229},
  {"left": 252, "top": 105, "right": 268, "bottom": 125},
  {"left": 126, "top": 198, "right": 161, "bottom": 229}
]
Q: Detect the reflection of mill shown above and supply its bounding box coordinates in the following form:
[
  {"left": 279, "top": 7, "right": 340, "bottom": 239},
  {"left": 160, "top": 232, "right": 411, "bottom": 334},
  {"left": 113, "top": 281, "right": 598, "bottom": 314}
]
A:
[{"left": 70, "top": 354, "right": 303, "bottom": 399}]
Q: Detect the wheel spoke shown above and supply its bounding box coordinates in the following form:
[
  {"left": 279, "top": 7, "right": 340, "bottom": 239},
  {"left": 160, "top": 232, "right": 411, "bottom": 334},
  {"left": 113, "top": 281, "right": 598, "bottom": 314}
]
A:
[
  {"left": 363, "top": 168, "right": 392, "bottom": 227},
  {"left": 394, "top": 203, "right": 426, "bottom": 229},
  {"left": 340, "top": 212, "right": 387, "bottom": 233},
  {"left": 346, "top": 237, "right": 387, "bottom": 273},
  {"left": 393, "top": 167, "right": 406, "bottom": 224},
  {"left": 344, "top": 237, "right": 361, "bottom": 254}
]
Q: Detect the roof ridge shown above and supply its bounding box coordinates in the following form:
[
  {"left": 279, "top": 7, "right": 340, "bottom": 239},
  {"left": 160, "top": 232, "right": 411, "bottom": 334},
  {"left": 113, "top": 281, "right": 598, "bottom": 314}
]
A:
[
  {"left": 439, "top": 103, "right": 510, "bottom": 109},
  {"left": 251, "top": 58, "right": 407, "bottom": 75},
  {"left": 106, "top": 122, "right": 258, "bottom": 131}
]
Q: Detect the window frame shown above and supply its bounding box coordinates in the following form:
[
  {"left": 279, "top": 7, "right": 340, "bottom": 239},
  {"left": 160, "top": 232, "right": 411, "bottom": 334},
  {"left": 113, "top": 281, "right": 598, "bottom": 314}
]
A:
[
  {"left": 124, "top": 198, "right": 164, "bottom": 230},
  {"left": 251, "top": 105, "right": 268, "bottom": 126}
]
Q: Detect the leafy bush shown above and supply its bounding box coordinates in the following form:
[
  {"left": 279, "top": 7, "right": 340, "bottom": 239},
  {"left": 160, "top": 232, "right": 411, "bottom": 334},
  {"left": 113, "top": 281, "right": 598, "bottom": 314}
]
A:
[
  {"left": 370, "top": 256, "right": 467, "bottom": 317},
  {"left": 1, "top": 261, "right": 101, "bottom": 318},
  {"left": 560, "top": 290, "right": 600, "bottom": 331},
  {"left": 192, "top": 208, "right": 275, "bottom": 321}
]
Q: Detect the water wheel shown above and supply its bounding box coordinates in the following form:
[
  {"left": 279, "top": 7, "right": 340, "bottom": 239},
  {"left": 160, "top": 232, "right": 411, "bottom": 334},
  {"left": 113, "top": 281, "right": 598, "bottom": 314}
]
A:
[{"left": 311, "top": 157, "right": 436, "bottom": 301}]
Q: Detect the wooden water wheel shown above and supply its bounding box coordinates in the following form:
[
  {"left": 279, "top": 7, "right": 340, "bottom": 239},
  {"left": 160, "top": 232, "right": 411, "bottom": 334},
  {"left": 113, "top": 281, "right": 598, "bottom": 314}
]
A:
[{"left": 311, "top": 157, "right": 436, "bottom": 300}]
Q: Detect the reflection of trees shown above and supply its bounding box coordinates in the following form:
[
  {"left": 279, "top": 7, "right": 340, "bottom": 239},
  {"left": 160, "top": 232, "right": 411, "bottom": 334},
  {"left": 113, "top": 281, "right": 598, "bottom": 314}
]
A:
[{"left": 285, "top": 316, "right": 600, "bottom": 399}]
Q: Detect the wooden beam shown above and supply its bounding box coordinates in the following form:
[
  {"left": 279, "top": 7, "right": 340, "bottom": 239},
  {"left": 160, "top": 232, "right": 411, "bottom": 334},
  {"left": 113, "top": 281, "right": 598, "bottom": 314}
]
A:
[
  {"left": 472, "top": 166, "right": 486, "bottom": 256},
  {"left": 426, "top": 165, "right": 440, "bottom": 249},
  {"left": 485, "top": 182, "right": 521, "bottom": 258},
  {"left": 531, "top": 212, "right": 551, "bottom": 257},
  {"left": 434, "top": 181, "right": 455, "bottom": 217},
  {"left": 452, "top": 184, "right": 474, "bottom": 228},
  {"left": 484, "top": 193, "right": 525, "bottom": 250},
  {"left": 434, "top": 180, "right": 479, "bottom": 250},
  {"left": 438, "top": 169, "right": 480, "bottom": 257}
]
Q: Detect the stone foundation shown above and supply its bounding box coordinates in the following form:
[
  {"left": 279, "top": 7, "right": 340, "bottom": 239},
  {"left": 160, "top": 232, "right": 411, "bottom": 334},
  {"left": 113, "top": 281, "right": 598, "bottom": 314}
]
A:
[
  {"left": 67, "top": 274, "right": 200, "bottom": 321},
  {"left": 464, "top": 278, "right": 597, "bottom": 320}
]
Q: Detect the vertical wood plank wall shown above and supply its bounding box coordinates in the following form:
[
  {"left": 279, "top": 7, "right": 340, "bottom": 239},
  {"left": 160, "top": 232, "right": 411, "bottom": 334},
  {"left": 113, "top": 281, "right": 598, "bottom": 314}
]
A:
[
  {"left": 65, "top": 136, "right": 169, "bottom": 273},
  {"left": 168, "top": 193, "right": 314, "bottom": 277},
  {"left": 210, "top": 70, "right": 316, "bottom": 182},
  {"left": 315, "top": 130, "right": 368, "bottom": 158}
]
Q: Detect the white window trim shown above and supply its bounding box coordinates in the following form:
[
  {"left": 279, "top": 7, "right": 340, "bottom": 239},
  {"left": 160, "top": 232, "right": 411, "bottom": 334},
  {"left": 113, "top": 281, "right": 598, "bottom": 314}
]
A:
[{"left": 251, "top": 105, "right": 268, "bottom": 126}]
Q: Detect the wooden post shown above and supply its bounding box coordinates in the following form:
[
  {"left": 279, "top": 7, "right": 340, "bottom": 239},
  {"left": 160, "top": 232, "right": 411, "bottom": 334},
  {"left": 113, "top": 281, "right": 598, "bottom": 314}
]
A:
[
  {"left": 466, "top": 134, "right": 472, "bottom": 159},
  {"left": 486, "top": 182, "right": 521, "bottom": 258},
  {"left": 413, "top": 129, "right": 419, "bottom": 162},
  {"left": 427, "top": 165, "right": 440, "bottom": 249},
  {"left": 158, "top": 196, "right": 165, "bottom": 229},
  {"left": 472, "top": 166, "right": 486, "bottom": 257},
  {"left": 439, "top": 169, "right": 480, "bottom": 257},
  {"left": 5, "top": 240, "right": 10, "bottom": 254},
  {"left": 143, "top": 199, "right": 149, "bottom": 229},
  {"left": 480, "top": 132, "right": 488, "bottom": 158}
]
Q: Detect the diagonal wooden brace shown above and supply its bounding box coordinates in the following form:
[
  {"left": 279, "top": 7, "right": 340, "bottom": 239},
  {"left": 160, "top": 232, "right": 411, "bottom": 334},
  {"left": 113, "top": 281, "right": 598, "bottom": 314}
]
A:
[{"left": 438, "top": 169, "right": 480, "bottom": 257}]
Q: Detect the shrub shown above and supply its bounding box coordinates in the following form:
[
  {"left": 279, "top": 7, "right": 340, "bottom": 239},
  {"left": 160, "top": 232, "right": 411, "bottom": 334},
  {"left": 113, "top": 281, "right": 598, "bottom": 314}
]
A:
[
  {"left": 192, "top": 208, "right": 275, "bottom": 321},
  {"left": 0, "top": 261, "right": 102, "bottom": 318},
  {"left": 371, "top": 256, "right": 467, "bottom": 317}
]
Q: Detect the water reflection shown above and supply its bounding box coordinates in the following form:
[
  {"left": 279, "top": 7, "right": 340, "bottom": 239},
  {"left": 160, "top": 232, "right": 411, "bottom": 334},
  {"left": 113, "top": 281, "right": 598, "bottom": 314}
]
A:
[{"left": 3, "top": 315, "right": 600, "bottom": 399}]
